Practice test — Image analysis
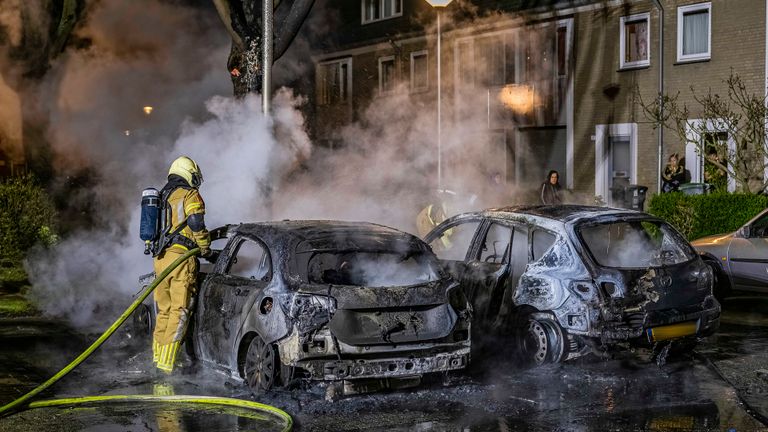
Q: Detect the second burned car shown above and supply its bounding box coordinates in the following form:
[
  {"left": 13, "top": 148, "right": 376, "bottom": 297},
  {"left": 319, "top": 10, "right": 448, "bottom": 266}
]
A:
[
  {"left": 137, "top": 221, "right": 471, "bottom": 394},
  {"left": 424, "top": 205, "right": 720, "bottom": 365}
]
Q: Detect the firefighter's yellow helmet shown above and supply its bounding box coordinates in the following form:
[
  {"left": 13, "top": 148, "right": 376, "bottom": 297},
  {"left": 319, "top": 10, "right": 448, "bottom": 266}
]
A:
[{"left": 168, "top": 156, "right": 203, "bottom": 187}]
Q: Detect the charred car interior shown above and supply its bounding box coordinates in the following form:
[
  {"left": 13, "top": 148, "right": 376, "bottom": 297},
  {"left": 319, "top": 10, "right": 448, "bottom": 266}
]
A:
[
  {"left": 424, "top": 205, "right": 721, "bottom": 365},
  {"left": 138, "top": 221, "right": 471, "bottom": 395}
]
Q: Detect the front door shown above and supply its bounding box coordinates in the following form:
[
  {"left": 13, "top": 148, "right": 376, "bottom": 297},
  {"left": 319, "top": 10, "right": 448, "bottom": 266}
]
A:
[
  {"left": 425, "top": 219, "right": 483, "bottom": 283},
  {"left": 196, "top": 236, "right": 271, "bottom": 368}
]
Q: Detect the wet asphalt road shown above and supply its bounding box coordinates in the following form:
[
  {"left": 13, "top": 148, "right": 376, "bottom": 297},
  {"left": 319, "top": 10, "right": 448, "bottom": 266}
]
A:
[{"left": 0, "top": 296, "right": 767, "bottom": 431}]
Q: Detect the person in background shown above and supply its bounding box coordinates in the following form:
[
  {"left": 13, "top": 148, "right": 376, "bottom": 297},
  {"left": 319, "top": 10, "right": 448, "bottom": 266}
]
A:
[
  {"left": 704, "top": 148, "right": 727, "bottom": 190},
  {"left": 540, "top": 170, "right": 562, "bottom": 205},
  {"left": 661, "top": 153, "right": 685, "bottom": 193}
]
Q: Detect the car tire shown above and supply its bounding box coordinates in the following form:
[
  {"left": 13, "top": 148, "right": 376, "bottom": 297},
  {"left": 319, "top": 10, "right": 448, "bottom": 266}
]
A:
[
  {"left": 243, "top": 334, "right": 279, "bottom": 396},
  {"left": 516, "top": 312, "right": 566, "bottom": 366}
]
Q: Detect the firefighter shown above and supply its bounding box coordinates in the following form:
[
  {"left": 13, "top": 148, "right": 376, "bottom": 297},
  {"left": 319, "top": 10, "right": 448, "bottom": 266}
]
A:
[
  {"left": 417, "top": 200, "right": 453, "bottom": 250},
  {"left": 152, "top": 156, "right": 211, "bottom": 373}
]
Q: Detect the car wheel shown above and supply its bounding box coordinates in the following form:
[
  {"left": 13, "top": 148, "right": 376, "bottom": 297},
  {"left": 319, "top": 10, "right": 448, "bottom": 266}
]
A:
[
  {"left": 243, "top": 334, "right": 278, "bottom": 395},
  {"left": 517, "top": 313, "right": 566, "bottom": 366}
]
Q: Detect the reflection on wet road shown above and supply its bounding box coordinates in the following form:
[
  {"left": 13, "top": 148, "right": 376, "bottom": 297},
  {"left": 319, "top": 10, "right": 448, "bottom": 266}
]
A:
[{"left": 0, "top": 296, "right": 767, "bottom": 431}]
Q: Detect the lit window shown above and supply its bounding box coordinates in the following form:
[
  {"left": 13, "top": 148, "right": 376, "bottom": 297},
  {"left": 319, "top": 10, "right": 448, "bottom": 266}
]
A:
[
  {"left": 677, "top": 3, "right": 711, "bottom": 62},
  {"left": 619, "top": 13, "right": 650, "bottom": 69},
  {"left": 378, "top": 56, "right": 396, "bottom": 94},
  {"left": 316, "top": 58, "right": 352, "bottom": 106},
  {"left": 362, "top": 0, "right": 403, "bottom": 24},
  {"left": 410, "top": 51, "right": 428, "bottom": 92}
]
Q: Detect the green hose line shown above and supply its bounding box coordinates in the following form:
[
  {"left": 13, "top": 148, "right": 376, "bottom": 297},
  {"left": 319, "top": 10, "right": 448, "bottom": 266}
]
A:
[
  {"left": 26, "top": 395, "right": 293, "bottom": 432},
  {"left": 0, "top": 247, "right": 295, "bottom": 429},
  {"left": 0, "top": 248, "right": 201, "bottom": 416}
]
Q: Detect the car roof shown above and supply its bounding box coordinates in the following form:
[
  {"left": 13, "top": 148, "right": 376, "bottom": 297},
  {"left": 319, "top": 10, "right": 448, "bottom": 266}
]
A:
[
  {"left": 229, "top": 220, "right": 422, "bottom": 249},
  {"left": 479, "top": 205, "right": 642, "bottom": 224}
]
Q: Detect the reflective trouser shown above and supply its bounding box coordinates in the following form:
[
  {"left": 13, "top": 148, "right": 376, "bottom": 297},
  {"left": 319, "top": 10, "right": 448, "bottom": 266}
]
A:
[{"left": 152, "top": 247, "right": 197, "bottom": 372}]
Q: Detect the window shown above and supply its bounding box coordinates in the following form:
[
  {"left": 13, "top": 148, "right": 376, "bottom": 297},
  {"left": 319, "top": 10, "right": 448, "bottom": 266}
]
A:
[
  {"left": 378, "top": 56, "right": 396, "bottom": 94},
  {"left": 532, "top": 229, "right": 557, "bottom": 262},
  {"left": 478, "top": 223, "right": 512, "bottom": 264},
  {"left": 362, "top": 0, "right": 402, "bottom": 24},
  {"left": 430, "top": 221, "right": 481, "bottom": 261},
  {"left": 578, "top": 220, "right": 694, "bottom": 268},
  {"left": 620, "top": 13, "right": 650, "bottom": 69},
  {"left": 677, "top": 3, "right": 711, "bottom": 62},
  {"left": 305, "top": 251, "right": 439, "bottom": 287},
  {"left": 317, "top": 58, "right": 352, "bottom": 106},
  {"left": 228, "top": 239, "right": 270, "bottom": 281},
  {"left": 410, "top": 51, "right": 428, "bottom": 92},
  {"left": 476, "top": 37, "right": 505, "bottom": 87}
]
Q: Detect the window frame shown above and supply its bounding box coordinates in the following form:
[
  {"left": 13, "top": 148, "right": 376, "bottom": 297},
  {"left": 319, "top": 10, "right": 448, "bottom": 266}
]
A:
[
  {"left": 410, "top": 50, "right": 429, "bottom": 93},
  {"left": 619, "top": 12, "right": 651, "bottom": 70},
  {"left": 225, "top": 236, "right": 273, "bottom": 282},
  {"left": 316, "top": 57, "right": 353, "bottom": 106},
  {"left": 361, "top": 0, "right": 403, "bottom": 25},
  {"left": 677, "top": 2, "right": 712, "bottom": 63},
  {"left": 378, "top": 55, "right": 397, "bottom": 95}
]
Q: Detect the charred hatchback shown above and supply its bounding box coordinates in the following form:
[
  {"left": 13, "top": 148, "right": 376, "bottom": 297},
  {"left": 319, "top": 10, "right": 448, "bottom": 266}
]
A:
[
  {"left": 424, "top": 205, "right": 720, "bottom": 365},
  {"left": 141, "top": 221, "right": 470, "bottom": 394}
]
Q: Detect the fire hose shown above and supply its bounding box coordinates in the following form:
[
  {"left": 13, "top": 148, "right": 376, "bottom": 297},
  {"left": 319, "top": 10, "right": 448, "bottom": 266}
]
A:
[{"left": 0, "top": 248, "right": 293, "bottom": 431}]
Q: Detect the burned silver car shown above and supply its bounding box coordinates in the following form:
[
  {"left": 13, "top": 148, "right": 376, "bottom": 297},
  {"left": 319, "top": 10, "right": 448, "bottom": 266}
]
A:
[
  {"left": 424, "top": 205, "right": 720, "bottom": 365},
  {"left": 138, "top": 221, "right": 470, "bottom": 394}
]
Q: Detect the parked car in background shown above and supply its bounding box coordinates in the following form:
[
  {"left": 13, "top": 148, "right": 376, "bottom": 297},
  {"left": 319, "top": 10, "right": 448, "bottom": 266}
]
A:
[
  {"left": 692, "top": 208, "right": 768, "bottom": 297},
  {"left": 135, "top": 221, "right": 471, "bottom": 395},
  {"left": 424, "top": 205, "right": 720, "bottom": 365}
]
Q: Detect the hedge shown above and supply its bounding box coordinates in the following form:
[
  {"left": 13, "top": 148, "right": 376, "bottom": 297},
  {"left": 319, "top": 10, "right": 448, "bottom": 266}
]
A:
[
  {"left": 0, "top": 175, "right": 58, "bottom": 261},
  {"left": 648, "top": 191, "right": 768, "bottom": 241}
]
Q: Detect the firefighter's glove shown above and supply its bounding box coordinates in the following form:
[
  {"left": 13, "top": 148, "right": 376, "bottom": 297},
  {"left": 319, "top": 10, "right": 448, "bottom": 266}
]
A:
[{"left": 201, "top": 248, "right": 218, "bottom": 263}]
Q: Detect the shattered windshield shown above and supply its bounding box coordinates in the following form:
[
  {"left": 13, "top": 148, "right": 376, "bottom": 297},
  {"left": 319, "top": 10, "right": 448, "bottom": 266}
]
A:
[
  {"left": 578, "top": 220, "right": 694, "bottom": 268},
  {"left": 303, "top": 250, "right": 440, "bottom": 287}
]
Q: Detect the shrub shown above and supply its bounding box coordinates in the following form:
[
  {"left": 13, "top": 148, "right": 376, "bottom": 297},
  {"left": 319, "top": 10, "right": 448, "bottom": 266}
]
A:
[
  {"left": 648, "top": 191, "right": 768, "bottom": 240},
  {"left": 0, "top": 175, "right": 58, "bottom": 261}
]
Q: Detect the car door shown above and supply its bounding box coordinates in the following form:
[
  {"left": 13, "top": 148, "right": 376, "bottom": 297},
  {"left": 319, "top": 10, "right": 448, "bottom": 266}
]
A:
[
  {"left": 462, "top": 222, "right": 514, "bottom": 327},
  {"left": 195, "top": 235, "right": 272, "bottom": 368},
  {"left": 424, "top": 218, "right": 483, "bottom": 284},
  {"left": 728, "top": 210, "right": 768, "bottom": 292}
]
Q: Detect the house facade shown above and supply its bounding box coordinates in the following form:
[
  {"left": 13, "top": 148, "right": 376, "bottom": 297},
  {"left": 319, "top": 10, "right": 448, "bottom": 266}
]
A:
[{"left": 308, "top": 0, "right": 768, "bottom": 203}]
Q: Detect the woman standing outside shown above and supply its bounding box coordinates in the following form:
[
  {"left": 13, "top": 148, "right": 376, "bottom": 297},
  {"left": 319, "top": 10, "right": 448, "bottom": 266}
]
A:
[{"left": 540, "top": 170, "right": 562, "bottom": 205}]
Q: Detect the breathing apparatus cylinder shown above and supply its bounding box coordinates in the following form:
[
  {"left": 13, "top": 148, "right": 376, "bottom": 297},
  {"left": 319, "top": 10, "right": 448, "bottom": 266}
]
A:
[{"left": 139, "top": 188, "right": 160, "bottom": 255}]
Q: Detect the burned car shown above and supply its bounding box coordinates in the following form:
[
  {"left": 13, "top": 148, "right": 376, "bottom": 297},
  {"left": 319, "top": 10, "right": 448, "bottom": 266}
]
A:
[
  {"left": 137, "top": 221, "right": 471, "bottom": 394},
  {"left": 424, "top": 205, "right": 720, "bottom": 365},
  {"left": 692, "top": 208, "right": 768, "bottom": 297}
]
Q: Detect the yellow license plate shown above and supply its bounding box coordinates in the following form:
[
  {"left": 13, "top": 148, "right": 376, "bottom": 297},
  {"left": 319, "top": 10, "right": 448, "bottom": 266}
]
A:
[{"left": 646, "top": 321, "right": 697, "bottom": 342}]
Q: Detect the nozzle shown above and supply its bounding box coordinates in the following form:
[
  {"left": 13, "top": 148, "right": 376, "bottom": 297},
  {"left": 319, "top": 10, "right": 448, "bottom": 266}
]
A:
[{"left": 144, "top": 241, "right": 151, "bottom": 255}]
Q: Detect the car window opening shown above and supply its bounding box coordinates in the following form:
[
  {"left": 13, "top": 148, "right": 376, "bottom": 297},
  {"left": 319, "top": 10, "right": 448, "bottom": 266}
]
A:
[
  {"left": 579, "top": 220, "right": 694, "bottom": 268},
  {"left": 304, "top": 250, "right": 440, "bottom": 287}
]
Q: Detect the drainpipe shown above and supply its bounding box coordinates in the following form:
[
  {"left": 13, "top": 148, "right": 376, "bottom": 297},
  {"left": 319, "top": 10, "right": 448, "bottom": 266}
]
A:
[{"left": 651, "top": 0, "right": 664, "bottom": 194}]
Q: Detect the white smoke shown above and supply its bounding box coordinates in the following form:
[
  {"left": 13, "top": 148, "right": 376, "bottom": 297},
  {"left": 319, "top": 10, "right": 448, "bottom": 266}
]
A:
[{"left": 20, "top": 1, "right": 571, "bottom": 329}]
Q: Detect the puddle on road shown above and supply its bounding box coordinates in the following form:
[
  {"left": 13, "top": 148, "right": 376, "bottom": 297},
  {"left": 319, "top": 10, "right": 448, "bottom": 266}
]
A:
[{"left": 0, "top": 402, "right": 287, "bottom": 432}]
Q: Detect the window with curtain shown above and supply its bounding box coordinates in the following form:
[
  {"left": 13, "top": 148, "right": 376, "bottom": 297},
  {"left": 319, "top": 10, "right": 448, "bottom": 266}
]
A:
[
  {"left": 620, "top": 13, "right": 650, "bottom": 69},
  {"left": 410, "top": 51, "right": 428, "bottom": 92},
  {"left": 379, "top": 57, "right": 396, "bottom": 94},
  {"left": 678, "top": 3, "right": 711, "bottom": 61},
  {"left": 362, "top": 0, "right": 403, "bottom": 24}
]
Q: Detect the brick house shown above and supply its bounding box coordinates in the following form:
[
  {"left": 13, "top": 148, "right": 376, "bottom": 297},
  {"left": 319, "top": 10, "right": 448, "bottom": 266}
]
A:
[{"left": 306, "top": 0, "right": 766, "bottom": 203}]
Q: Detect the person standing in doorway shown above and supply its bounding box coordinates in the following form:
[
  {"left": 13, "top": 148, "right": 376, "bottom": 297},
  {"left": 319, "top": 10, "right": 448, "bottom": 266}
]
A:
[{"left": 540, "top": 170, "right": 562, "bottom": 205}]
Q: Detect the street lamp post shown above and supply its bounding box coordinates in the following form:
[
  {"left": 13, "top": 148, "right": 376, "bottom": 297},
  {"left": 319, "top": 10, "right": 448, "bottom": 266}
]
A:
[{"left": 424, "top": 0, "right": 452, "bottom": 191}]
